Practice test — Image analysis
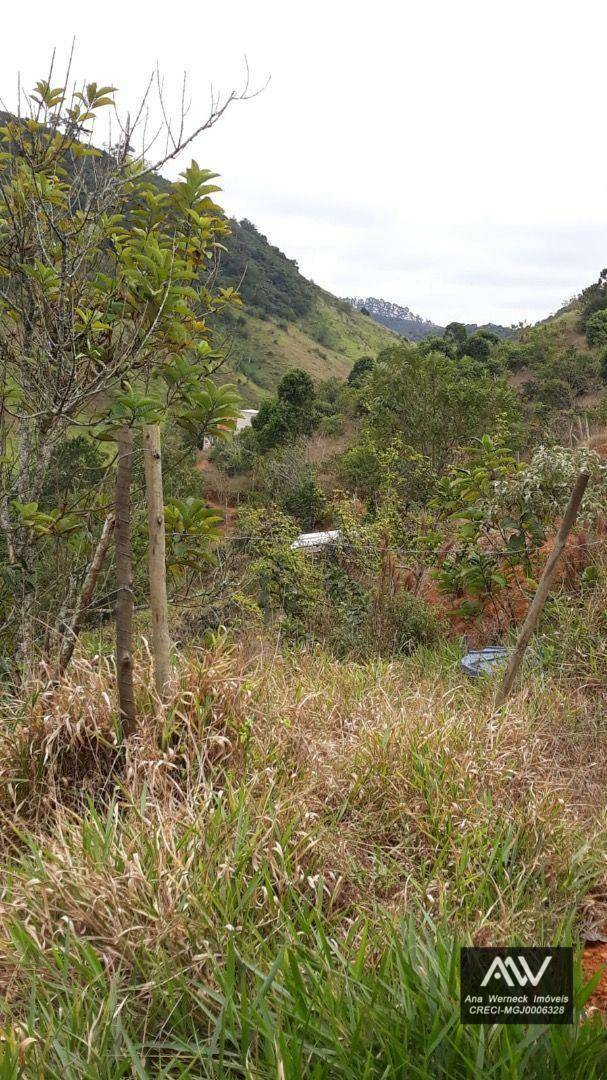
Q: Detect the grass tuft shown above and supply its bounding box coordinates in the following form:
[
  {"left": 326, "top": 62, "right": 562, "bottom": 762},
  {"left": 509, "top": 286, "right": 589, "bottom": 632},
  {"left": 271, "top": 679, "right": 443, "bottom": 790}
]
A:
[{"left": 0, "top": 632, "right": 606, "bottom": 1074}]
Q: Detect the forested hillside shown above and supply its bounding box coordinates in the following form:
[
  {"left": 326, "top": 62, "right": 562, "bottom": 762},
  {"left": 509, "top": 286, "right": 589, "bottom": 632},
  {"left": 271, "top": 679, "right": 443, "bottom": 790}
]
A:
[{"left": 213, "top": 220, "right": 396, "bottom": 399}]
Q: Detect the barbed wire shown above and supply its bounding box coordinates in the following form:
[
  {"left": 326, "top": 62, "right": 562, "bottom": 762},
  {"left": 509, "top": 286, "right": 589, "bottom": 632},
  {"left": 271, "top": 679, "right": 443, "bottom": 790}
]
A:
[{"left": 209, "top": 531, "right": 607, "bottom": 559}]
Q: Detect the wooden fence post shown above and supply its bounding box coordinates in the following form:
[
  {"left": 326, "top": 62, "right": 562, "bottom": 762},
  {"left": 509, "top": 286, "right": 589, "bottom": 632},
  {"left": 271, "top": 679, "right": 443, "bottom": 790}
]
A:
[{"left": 495, "top": 471, "right": 590, "bottom": 708}]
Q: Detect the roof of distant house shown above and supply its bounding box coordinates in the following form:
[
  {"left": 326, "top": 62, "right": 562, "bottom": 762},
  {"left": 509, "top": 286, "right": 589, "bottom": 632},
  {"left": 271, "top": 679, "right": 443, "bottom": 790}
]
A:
[
  {"left": 235, "top": 408, "right": 259, "bottom": 431},
  {"left": 290, "top": 530, "right": 340, "bottom": 551}
]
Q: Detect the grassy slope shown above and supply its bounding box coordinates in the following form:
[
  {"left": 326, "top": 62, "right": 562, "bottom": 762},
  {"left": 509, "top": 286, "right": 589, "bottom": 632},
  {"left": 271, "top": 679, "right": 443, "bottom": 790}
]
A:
[
  {"left": 508, "top": 297, "right": 606, "bottom": 409},
  {"left": 2, "top": 558, "right": 607, "bottom": 1074},
  {"left": 533, "top": 301, "right": 588, "bottom": 346},
  {"left": 220, "top": 294, "right": 397, "bottom": 403},
  {"left": 210, "top": 217, "right": 398, "bottom": 400}
]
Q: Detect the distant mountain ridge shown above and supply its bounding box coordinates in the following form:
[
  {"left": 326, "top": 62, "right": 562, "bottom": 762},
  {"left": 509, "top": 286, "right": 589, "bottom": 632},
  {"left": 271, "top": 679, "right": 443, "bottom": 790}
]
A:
[
  {"left": 345, "top": 296, "right": 514, "bottom": 342},
  {"left": 344, "top": 297, "right": 441, "bottom": 341}
]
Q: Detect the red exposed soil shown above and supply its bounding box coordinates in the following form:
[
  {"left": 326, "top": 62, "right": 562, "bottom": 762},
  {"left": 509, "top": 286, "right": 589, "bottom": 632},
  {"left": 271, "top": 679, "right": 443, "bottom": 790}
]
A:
[
  {"left": 195, "top": 450, "right": 241, "bottom": 535},
  {"left": 409, "top": 526, "right": 600, "bottom": 646},
  {"left": 582, "top": 942, "right": 607, "bottom": 1015}
]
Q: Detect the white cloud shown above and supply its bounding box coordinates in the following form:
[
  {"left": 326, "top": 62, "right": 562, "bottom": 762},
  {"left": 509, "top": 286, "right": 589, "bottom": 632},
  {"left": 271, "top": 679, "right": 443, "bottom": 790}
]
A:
[{"left": 4, "top": 0, "right": 607, "bottom": 324}]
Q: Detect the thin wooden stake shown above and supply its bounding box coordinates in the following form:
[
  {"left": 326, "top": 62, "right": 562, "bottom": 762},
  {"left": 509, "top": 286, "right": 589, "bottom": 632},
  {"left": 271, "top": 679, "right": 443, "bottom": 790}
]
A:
[
  {"left": 115, "top": 424, "right": 136, "bottom": 735},
  {"left": 143, "top": 423, "right": 170, "bottom": 700},
  {"left": 495, "top": 471, "right": 590, "bottom": 708}
]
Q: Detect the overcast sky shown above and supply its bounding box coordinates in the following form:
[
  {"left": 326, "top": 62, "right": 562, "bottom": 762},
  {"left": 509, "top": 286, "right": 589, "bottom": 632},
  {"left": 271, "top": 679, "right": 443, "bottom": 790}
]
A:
[{"left": 3, "top": 0, "right": 607, "bottom": 325}]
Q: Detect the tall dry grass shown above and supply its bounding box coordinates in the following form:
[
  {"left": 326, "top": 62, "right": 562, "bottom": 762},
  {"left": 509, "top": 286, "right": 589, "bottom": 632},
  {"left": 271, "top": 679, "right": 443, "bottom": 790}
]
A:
[{"left": 0, "top": 620, "right": 606, "bottom": 1074}]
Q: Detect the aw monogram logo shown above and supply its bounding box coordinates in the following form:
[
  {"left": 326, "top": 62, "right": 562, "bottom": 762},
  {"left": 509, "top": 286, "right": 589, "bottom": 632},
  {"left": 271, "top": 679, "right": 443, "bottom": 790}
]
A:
[
  {"left": 460, "top": 947, "right": 573, "bottom": 1025},
  {"left": 480, "top": 954, "right": 551, "bottom": 988}
]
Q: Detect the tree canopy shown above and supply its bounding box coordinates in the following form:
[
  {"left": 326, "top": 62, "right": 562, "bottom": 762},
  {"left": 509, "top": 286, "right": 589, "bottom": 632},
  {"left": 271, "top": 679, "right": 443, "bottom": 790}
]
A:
[{"left": 364, "top": 343, "right": 519, "bottom": 469}]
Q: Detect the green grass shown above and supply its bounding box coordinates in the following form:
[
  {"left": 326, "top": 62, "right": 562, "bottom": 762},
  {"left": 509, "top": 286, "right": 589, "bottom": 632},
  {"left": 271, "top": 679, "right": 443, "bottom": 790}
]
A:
[
  {"left": 220, "top": 296, "right": 396, "bottom": 403},
  {"left": 1, "top": 631, "right": 607, "bottom": 1076},
  {"left": 2, "top": 899, "right": 607, "bottom": 1077},
  {"left": 0, "top": 787, "right": 605, "bottom": 1078}
]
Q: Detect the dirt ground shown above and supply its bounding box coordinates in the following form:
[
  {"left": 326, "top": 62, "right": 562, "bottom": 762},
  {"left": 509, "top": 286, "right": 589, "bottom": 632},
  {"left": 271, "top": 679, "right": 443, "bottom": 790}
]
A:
[{"left": 583, "top": 940, "right": 607, "bottom": 1014}]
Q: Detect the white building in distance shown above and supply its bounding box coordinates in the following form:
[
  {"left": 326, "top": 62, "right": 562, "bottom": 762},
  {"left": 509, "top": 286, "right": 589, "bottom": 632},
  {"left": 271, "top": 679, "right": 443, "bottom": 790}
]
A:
[{"left": 235, "top": 409, "right": 259, "bottom": 432}]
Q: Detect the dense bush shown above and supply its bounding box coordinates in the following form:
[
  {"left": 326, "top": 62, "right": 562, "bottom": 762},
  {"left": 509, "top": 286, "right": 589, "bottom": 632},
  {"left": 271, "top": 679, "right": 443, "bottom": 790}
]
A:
[
  {"left": 234, "top": 506, "right": 324, "bottom": 635},
  {"left": 586, "top": 309, "right": 607, "bottom": 349},
  {"left": 379, "top": 587, "right": 444, "bottom": 654},
  {"left": 523, "top": 376, "right": 573, "bottom": 409},
  {"left": 432, "top": 436, "right": 607, "bottom": 620},
  {"left": 339, "top": 441, "right": 384, "bottom": 500},
  {"left": 251, "top": 398, "right": 296, "bottom": 451},
  {"left": 281, "top": 474, "right": 329, "bottom": 530},
  {"left": 325, "top": 571, "right": 442, "bottom": 659},
  {"left": 212, "top": 442, "right": 330, "bottom": 539},
  {"left": 347, "top": 354, "right": 375, "bottom": 387},
  {"left": 217, "top": 502, "right": 443, "bottom": 660},
  {"left": 364, "top": 343, "right": 519, "bottom": 470},
  {"left": 209, "top": 427, "right": 256, "bottom": 476},
  {"left": 339, "top": 437, "right": 435, "bottom": 508},
  {"left": 252, "top": 368, "right": 320, "bottom": 450},
  {"left": 462, "top": 332, "right": 490, "bottom": 362},
  {"left": 317, "top": 414, "right": 343, "bottom": 436}
]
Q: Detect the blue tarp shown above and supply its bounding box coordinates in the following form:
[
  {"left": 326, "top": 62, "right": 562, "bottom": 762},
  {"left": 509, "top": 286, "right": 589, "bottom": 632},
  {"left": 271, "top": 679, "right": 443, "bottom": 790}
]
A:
[{"left": 460, "top": 646, "right": 509, "bottom": 678}]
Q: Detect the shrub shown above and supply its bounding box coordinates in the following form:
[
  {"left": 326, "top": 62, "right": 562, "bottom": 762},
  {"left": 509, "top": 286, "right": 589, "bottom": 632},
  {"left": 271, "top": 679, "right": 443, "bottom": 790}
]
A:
[
  {"left": 210, "top": 428, "right": 256, "bottom": 476},
  {"left": 327, "top": 583, "right": 442, "bottom": 659},
  {"left": 316, "top": 376, "right": 343, "bottom": 406},
  {"left": 252, "top": 369, "right": 320, "bottom": 451},
  {"left": 318, "top": 415, "right": 343, "bottom": 436},
  {"left": 251, "top": 398, "right": 294, "bottom": 450},
  {"left": 347, "top": 355, "right": 375, "bottom": 387},
  {"left": 535, "top": 377, "right": 573, "bottom": 409},
  {"left": 339, "top": 441, "right": 383, "bottom": 500},
  {"left": 339, "top": 437, "right": 436, "bottom": 508},
  {"left": 586, "top": 309, "right": 607, "bottom": 349},
  {"left": 282, "top": 475, "right": 329, "bottom": 530},
  {"left": 462, "top": 333, "right": 491, "bottom": 362},
  {"left": 278, "top": 368, "right": 315, "bottom": 407},
  {"left": 432, "top": 436, "right": 607, "bottom": 620},
  {"left": 379, "top": 588, "right": 443, "bottom": 655}
]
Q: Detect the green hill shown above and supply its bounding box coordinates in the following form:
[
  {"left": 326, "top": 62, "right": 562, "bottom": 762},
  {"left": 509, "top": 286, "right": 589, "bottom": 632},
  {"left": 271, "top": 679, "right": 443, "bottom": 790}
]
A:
[
  {"left": 213, "top": 219, "right": 397, "bottom": 401},
  {"left": 494, "top": 271, "right": 607, "bottom": 415},
  {"left": 0, "top": 115, "right": 395, "bottom": 402}
]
